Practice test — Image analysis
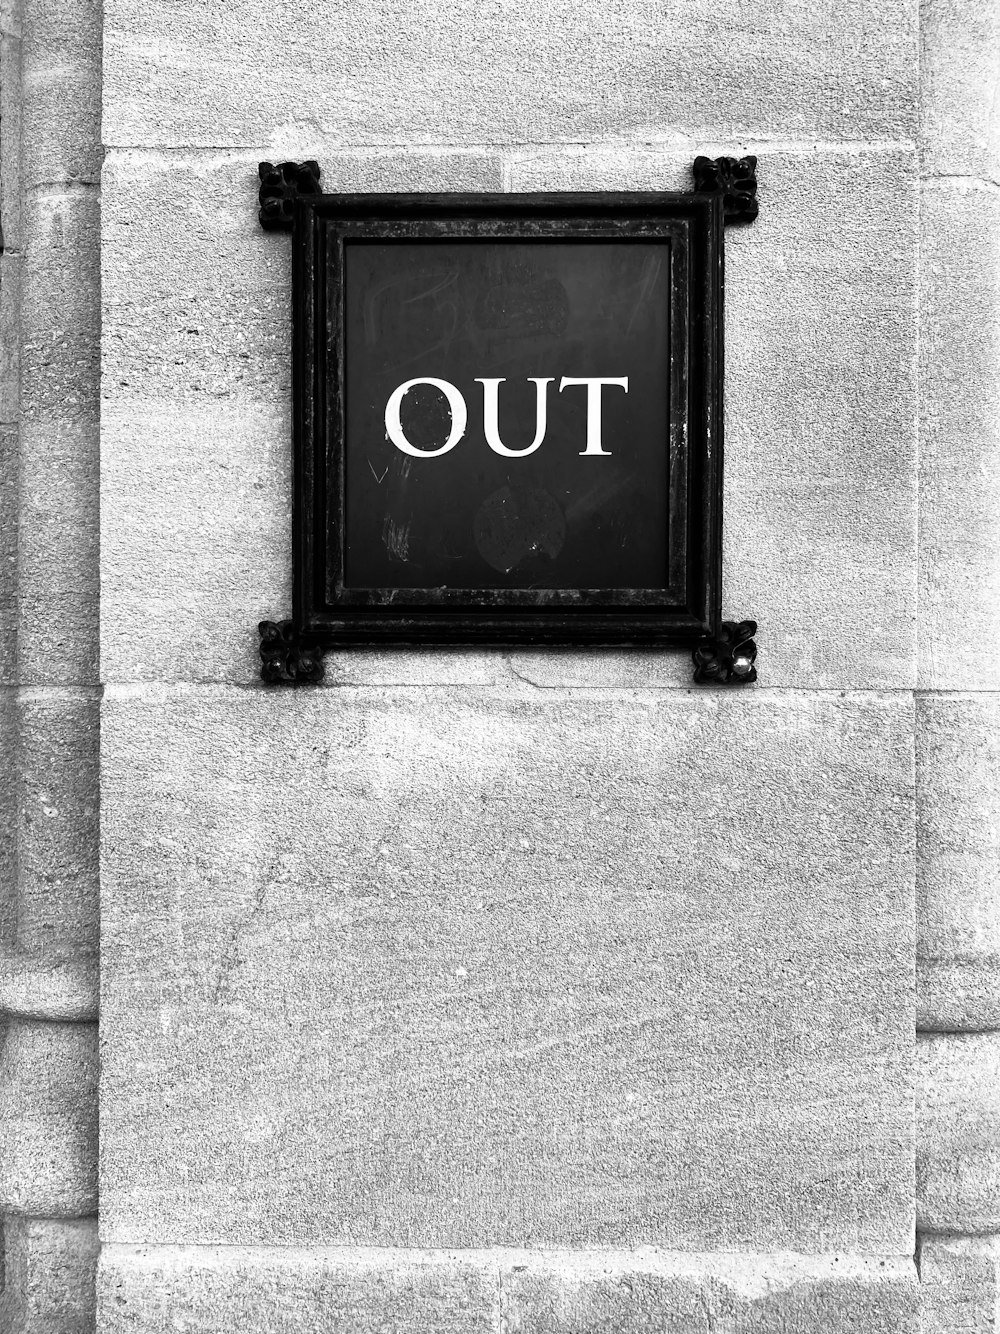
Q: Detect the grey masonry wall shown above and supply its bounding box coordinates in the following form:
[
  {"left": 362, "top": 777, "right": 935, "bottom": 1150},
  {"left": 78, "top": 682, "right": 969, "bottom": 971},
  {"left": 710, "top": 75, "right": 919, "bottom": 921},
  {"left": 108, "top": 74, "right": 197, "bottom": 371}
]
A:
[
  {"left": 96, "top": 0, "right": 923, "bottom": 1326},
  {"left": 0, "top": 0, "right": 999, "bottom": 1329}
]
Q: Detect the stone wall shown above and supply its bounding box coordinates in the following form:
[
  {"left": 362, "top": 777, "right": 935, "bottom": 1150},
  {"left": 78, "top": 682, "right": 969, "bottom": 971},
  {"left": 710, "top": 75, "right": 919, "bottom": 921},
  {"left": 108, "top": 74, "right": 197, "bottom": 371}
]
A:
[
  {"left": 0, "top": 0, "right": 101, "bottom": 1329},
  {"left": 95, "top": 0, "right": 922, "bottom": 1327},
  {"left": 0, "top": 0, "right": 997, "bottom": 1329},
  {"left": 914, "top": 0, "right": 1000, "bottom": 1324}
]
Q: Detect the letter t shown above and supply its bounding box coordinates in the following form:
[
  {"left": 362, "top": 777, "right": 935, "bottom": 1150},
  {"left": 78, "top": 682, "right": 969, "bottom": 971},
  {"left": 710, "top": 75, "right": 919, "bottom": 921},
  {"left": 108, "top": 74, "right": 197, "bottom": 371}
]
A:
[{"left": 558, "top": 377, "right": 629, "bottom": 456}]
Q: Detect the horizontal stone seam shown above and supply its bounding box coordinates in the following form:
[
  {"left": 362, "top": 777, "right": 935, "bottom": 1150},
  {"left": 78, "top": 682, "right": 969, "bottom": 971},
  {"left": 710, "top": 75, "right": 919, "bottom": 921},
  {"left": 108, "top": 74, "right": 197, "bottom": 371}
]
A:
[
  {"left": 916, "top": 1022, "right": 1000, "bottom": 1034},
  {"left": 97, "top": 681, "right": 925, "bottom": 696},
  {"left": 23, "top": 178, "right": 100, "bottom": 195},
  {"left": 98, "top": 1243, "right": 920, "bottom": 1269},
  {"left": 0, "top": 685, "right": 103, "bottom": 698},
  {"left": 101, "top": 137, "right": 920, "bottom": 157},
  {"left": 921, "top": 173, "right": 1000, "bottom": 194}
]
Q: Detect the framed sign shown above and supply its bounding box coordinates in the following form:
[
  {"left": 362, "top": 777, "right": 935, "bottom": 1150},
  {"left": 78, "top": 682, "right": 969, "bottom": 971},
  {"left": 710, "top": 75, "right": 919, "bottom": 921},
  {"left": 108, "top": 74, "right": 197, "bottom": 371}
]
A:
[{"left": 256, "top": 158, "right": 759, "bottom": 683}]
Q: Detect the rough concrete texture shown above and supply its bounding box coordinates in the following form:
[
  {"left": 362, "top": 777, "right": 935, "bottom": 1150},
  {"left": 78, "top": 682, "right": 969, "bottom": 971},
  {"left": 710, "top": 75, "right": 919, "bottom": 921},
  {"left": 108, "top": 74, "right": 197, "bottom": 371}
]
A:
[
  {"left": 14, "top": 690, "right": 99, "bottom": 953},
  {"left": 502, "top": 1252, "right": 919, "bottom": 1333},
  {"left": 919, "top": 182, "right": 1000, "bottom": 690},
  {"left": 0, "top": 1017, "right": 98, "bottom": 1216},
  {"left": 0, "top": 690, "right": 17, "bottom": 946},
  {"left": 101, "top": 0, "right": 916, "bottom": 149},
  {"left": 917, "top": 1032, "right": 1000, "bottom": 1234},
  {"left": 920, "top": 0, "right": 1000, "bottom": 182},
  {"left": 17, "top": 421, "right": 99, "bottom": 685},
  {"left": 0, "top": 1, "right": 23, "bottom": 254},
  {"left": 0, "top": 1214, "right": 99, "bottom": 1334},
  {"left": 97, "top": 1247, "right": 919, "bottom": 1334},
  {"left": 21, "top": 188, "right": 100, "bottom": 424},
  {"left": 100, "top": 148, "right": 917, "bottom": 689},
  {"left": 917, "top": 693, "right": 1000, "bottom": 1030},
  {"left": 0, "top": 424, "right": 16, "bottom": 682},
  {"left": 20, "top": 0, "right": 101, "bottom": 188},
  {"left": 100, "top": 687, "right": 914, "bottom": 1250},
  {"left": 918, "top": 1234, "right": 1000, "bottom": 1334},
  {"left": 99, "top": 1247, "right": 498, "bottom": 1334}
]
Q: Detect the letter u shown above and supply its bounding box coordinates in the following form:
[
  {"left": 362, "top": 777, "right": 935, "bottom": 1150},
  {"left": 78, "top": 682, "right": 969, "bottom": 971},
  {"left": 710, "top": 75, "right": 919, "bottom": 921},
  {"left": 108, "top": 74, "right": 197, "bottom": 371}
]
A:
[{"left": 475, "top": 378, "right": 554, "bottom": 457}]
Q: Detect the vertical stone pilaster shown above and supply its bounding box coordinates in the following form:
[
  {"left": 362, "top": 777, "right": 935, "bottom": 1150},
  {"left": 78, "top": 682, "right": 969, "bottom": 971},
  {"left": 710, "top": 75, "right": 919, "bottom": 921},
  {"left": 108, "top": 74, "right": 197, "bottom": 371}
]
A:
[
  {"left": 916, "top": 0, "right": 1000, "bottom": 1324},
  {"left": 0, "top": 0, "right": 102, "bottom": 1329}
]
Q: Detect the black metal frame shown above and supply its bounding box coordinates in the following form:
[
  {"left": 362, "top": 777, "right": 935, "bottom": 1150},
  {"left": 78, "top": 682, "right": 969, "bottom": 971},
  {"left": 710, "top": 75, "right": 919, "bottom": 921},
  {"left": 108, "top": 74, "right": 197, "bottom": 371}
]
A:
[{"left": 257, "top": 158, "right": 759, "bottom": 682}]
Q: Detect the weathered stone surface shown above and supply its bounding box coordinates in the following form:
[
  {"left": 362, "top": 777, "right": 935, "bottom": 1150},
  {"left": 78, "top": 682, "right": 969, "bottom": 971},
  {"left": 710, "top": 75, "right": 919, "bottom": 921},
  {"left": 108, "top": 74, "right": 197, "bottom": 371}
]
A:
[
  {"left": 21, "top": 0, "right": 102, "bottom": 187},
  {"left": 100, "top": 402, "right": 291, "bottom": 684},
  {"left": 0, "top": 7, "right": 23, "bottom": 254},
  {"left": 101, "top": 687, "right": 914, "bottom": 1250},
  {"left": 101, "top": 149, "right": 917, "bottom": 689},
  {"left": 0, "top": 1215, "right": 99, "bottom": 1334},
  {"left": 502, "top": 1252, "right": 918, "bottom": 1333},
  {"left": 919, "top": 182, "right": 1000, "bottom": 690},
  {"left": 917, "top": 1032, "right": 1000, "bottom": 1234},
  {"left": 97, "top": 1247, "right": 918, "bottom": 1334},
  {"left": 102, "top": 0, "right": 917, "bottom": 149},
  {"left": 21, "top": 187, "right": 100, "bottom": 423},
  {"left": 918, "top": 1234, "right": 1000, "bottom": 1334},
  {"left": 101, "top": 149, "right": 502, "bottom": 406},
  {"left": 13, "top": 689, "right": 100, "bottom": 954},
  {"left": 917, "top": 693, "right": 1000, "bottom": 1030},
  {"left": 17, "top": 421, "right": 99, "bottom": 685},
  {"left": 920, "top": 0, "right": 1000, "bottom": 182},
  {"left": 0, "top": 1017, "right": 98, "bottom": 1216},
  {"left": 0, "top": 688, "right": 17, "bottom": 945},
  {"left": 0, "top": 424, "right": 17, "bottom": 683},
  {"left": 99, "top": 1246, "right": 498, "bottom": 1333},
  {"left": 516, "top": 148, "right": 919, "bottom": 690}
]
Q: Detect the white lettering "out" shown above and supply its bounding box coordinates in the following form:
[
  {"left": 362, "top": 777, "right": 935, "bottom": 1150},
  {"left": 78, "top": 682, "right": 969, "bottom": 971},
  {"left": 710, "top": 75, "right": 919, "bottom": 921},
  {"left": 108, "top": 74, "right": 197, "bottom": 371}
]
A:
[{"left": 383, "top": 376, "right": 629, "bottom": 458}]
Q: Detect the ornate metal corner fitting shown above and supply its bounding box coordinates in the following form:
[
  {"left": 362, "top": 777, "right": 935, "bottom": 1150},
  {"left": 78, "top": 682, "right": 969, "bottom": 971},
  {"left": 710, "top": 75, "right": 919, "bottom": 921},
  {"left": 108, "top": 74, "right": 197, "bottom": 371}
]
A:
[
  {"left": 258, "top": 620, "right": 325, "bottom": 684},
  {"left": 257, "top": 160, "right": 322, "bottom": 231},
  {"left": 692, "top": 620, "right": 758, "bottom": 685},
  {"left": 692, "top": 155, "right": 759, "bottom": 223}
]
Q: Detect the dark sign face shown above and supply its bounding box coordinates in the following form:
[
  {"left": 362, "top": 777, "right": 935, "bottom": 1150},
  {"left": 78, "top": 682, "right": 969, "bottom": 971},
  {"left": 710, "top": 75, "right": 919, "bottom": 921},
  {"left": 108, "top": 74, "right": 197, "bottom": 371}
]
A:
[
  {"left": 290, "top": 192, "right": 723, "bottom": 644},
  {"left": 342, "top": 241, "right": 671, "bottom": 592}
]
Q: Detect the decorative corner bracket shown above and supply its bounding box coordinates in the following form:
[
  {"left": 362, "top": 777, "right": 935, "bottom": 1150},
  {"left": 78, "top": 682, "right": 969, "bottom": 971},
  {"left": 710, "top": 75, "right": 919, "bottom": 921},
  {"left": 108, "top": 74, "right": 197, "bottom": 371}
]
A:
[
  {"left": 258, "top": 160, "right": 322, "bottom": 231},
  {"left": 692, "top": 155, "right": 759, "bottom": 223},
  {"left": 692, "top": 620, "right": 758, "bottom": 685},
  {"left": 258, "top": 620, "right": 325, "bottom": 684}
]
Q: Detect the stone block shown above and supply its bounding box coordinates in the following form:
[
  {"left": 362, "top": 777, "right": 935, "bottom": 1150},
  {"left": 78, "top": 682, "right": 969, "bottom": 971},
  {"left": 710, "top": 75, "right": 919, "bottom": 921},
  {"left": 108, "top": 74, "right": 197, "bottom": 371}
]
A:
[
  {"left": 920, "top": 0, "right": 1000, "bottom": 182},
  {"left": 21, "top": 187, "right": 100, "bottom": 423},
  {"left": 1, "top": 250, "right": 21, "bottom": 426},
  {"left": 918, "top": 1234, "right": 1000, "bottom": 1334},
  {"left": 20, "top": 0, "right": 102, "bottom": 187},
  {"left": 919, "top": 181, "right": 1000, "bottom": 690},
  {"left": 102, "top": 0, "right": 916, "bottom": 149},
  {"left": 917, "top": 693, "right": 1000, "bottom": 1030},
  {"left": 99, "top": 402, "right": 290, "bottom": 684},
  {"left": 0, "top": 1016, "right": 98, "bottom": 1216},
  {"left": 96, "top": 1247, "right": 919, "bottom": 1334},
  {"left": 0, "top": 1215, "right": 99, "bottom": 1334},
  {"left": 917, "top": 1032, "right": 1000, "bottom": 1234},
  {"left": 17, "top": 421, "right": 99, "bottom": 685},
  {"left": 100, "top": 687, "right": 914, "bottom": 1250},
  {"left": 99, "top": 1246, "right": 498, "bottom": 1334},
  {"left": 502, "top": 1252, "right": 918, "bottom": 1333},
  {"left": 0, "top": 424, "right": 17, "bottom": 683},
  {"left": 13, "top": 689, "right": 100, "bottom": 955},
  {"left": 510, "top": 147, "right": 919, "bottom": 690},
  {"left": 0, "top": 688, "right": 16, "bottom": 944},
  {"left": 0, "top": 18, "right": 23, "bottom": 253},
  {"left": 101, "top": 148, "right": 502, "bottom": 406}
]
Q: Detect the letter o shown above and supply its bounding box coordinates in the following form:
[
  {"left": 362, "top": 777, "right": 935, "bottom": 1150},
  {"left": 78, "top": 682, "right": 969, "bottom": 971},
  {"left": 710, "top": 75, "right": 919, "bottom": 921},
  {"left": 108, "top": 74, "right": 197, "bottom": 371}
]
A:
[{"left": 384, "top": 377, "right": 467, "bottom": 457}]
